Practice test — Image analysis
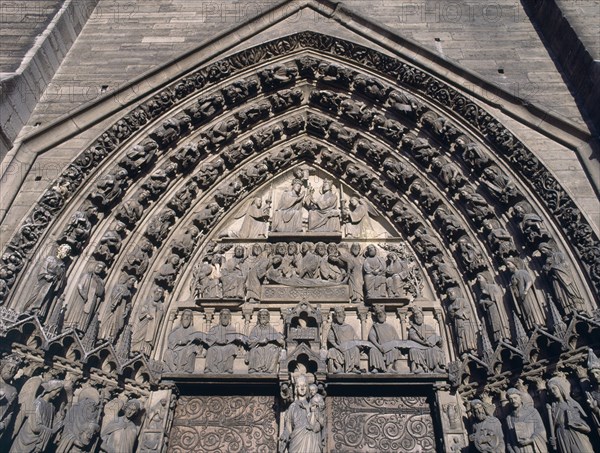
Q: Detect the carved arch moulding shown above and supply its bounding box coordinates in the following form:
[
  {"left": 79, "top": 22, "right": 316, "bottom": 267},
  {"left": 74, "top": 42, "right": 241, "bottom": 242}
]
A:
[{"left": 1, "top": 31, "right": 599, "bottom": 452}]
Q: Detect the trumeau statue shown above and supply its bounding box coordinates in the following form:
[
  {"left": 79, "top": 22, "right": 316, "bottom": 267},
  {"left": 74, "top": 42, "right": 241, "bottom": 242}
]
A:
[
  {"left": 66, "top": 261, "right": 106, "bottom": 333},
  {"left": 10, "top": 379, "right": 64, "bottom": 453},
  {"left": 281, "top": 375, "right": 324, "bottom": 453},
  {"left": 505, "top": 388, "right": 548, "bottom": 453},
  {"left": 205, "top": 309, "right": 247, "bottom": 373},
  {"left": 246, "top": 309, "right": 284, "bottom": 373},
  {"left": 100, "top": 398, "right": 143, "bottom": 453},
  {"left": 546, "top": 376, "right": 593, "bottom": 453},
  {"left": 164, "top": 309, "right": 206, "bottom": 373},
  {"left": 327, "top": 307, "right": 362, "bottom": 373},
  {"left": 0, "top": 355, "right": 19, "bottom": 443},
  {"left": 469, "top": 399, "right": 505, "bottom": 453}
]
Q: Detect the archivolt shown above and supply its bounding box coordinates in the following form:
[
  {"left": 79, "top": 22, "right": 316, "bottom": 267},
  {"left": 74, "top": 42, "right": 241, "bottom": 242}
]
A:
[{"left": 1, "top": 31, "right": 598, "bottom": 393}]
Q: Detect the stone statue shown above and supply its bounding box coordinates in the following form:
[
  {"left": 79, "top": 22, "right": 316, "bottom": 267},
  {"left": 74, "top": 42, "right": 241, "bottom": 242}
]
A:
[
  {"left": 299, "top": 242, "right": 319, "bottom": 279},
  {"left": 244, "top": 244, "right": 270, "bottom": 302},
  {"left": 505, "top": 258, "right": 542, "bottom": 330},
  {"left": 56, "top": 388, "right": 101, "bottom": 453},
  {"left": 318, "top": 243, "right": 345, "bottom": 283},
  {"left": 407, "top": 307, "right": 446, "bottom": 374},
  {"left": 586, "top": 349, "right": 600, "bottom": 436},
  {"left": 192, "top": 255, "right": 222, "bottom": 300},
  {"left": 10, "top": 379, "right": 64, "bottom": 453},
  {"left": 477, "top": 273, "right": 511, "bottom": 343},
  {"left": 327, "top": 307, "right": 362, "bottom": 373},
  {"left": 221, "top": 246, "right": 246, "bottom": 299},
  {"left": 21, "top": 243, "right": 70, "bottom": 317},
  {"left": 546, "top": 376, "right": 593, "bottom": 453},
  {"left": 368, "top": 305, "right": 401, "bottom": 373},
  {"left": 538, "top": 242, "right": 586, "bottom": 314},
  {"left": 164, "top": 309, "right": 206, "bottom": 373},
  {"left": 281, "top": 375, "right": 324, "bottom": 453},
  {"left": 446, "top": 287, "right": 477, "bottom": 356},
  {"left": 513, "top": 201, "right": 550, "bottom": 244},
  {"left": 331, "top": 243, "right": 364, "bottom": 303},
  {"left": 0, "top": 355, "right": 19, "bottom": 443},
  {"left": 66, "top": 261, "right": 106, "bottom": 333},
  {"left": 484, "top": 219, "right": 517, "bottom": 259},
  {"left": 272, "top": 179, "right": 305, "bottom": 232},
  {"left": 246, "top": 309, "right": 284, "bottom": 373},
  {"left": 131, "top": 286, "right": 165, "bottom": 356},
  {"left": 99, "top": 274, "right": 136, "bottom": 341},
  {"left": 386, "top": 252, "right": 409, "bottom": 297},
  {"left": 100, "top": 398, "right": 142, "bottom": 453},
  {"left": 305, "top": 179, "right": 340, "bottom": 232},
  {"left": 154, "top": 254, "right": 180, "bottom": 289},
  {"left": 281, "top": 242, "right": 300, "bottom": 278},
  {"left": 205, "top": 309, "right": 247, "bottom": 373},
  {"left": 505, "top": 388, "right": 548, "bottom": 453},
  {"left": 342, "top": 197, "right": 373, "bottom": 238},
  {"left": 238, "top": 197, "right": 270, "bottom": 238},
  {"left": 363, "top": 245, "right": 387, "bottom": 298},
  {"left": 469, "top": 399, "right": 505, "bottom": 453}
]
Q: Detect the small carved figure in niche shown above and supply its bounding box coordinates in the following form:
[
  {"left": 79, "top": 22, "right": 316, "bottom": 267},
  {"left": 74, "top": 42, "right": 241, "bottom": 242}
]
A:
[
  {"left": 469, "top": 399, "right": 505, "bottom": 453},
  {"left": 282, "top": 114, "right": 305, "bottom": 136},
  {"left": 435, "top": 206, "right": 466, "bottom": 242},
  {"left": 246, "top": 309, "right": 284, "bottom": 373},
  {"left": 305, "top": 179, "right": 340, "bottom": 232},
  {"left": 185, "top": 93, "right": 223, "bottom": 122},
  {"left": 407, "top": 307, "right": 446, "bottom": 374},
  {"left": 457, "top": 237, "right": 487, "bottom": 276},
  {"left": 321, "top": 243, "right": 346, "bottom": 283},
  {"left": 339, "top": 99, "right": 374, "bottom": 128},
  {"left": 59, "top": 210, "right": 92, "bottom": 252},
  {"left": 328, "top": 123, "right": 357, "bottom": 149},
  {"left": 154, "top": 254, "right": 180, "bottom": 289},
  {"left": 446, "top": 287, "right": 477, "bottom": 356},
  {"left": 328, "top": 307, "right": 362, "bottom": 373},
  {"left": 505, "top": 258, "right": 542, "bottom": 331},
  {"left": 459, "top": 185, "right": 495, "bottom": 226},
  {"left": 387, "top": 89, "right": 422, "bottom": 120},
  {"left": 39, "top": 180, "right": 70, "bottom": 213},
  {"left": 482, "top": 166, "right": 519, "bottom": 203},
  {"left": 547, "top": 376, "right": 594, "bottom": 452},
  {"left": 222, "top": 78, "right": 259, "bottom": 105},
  {"left": 363, "top": 245, "right": 387, "bottom": 298},
  {"left": 205, "top": 309, "right": 247, "bottom": 373},
  {"left": 265, "top": 147, "right": 294, "bottom": 172},
  {"left": 173, "top": 142, "right": 201, "bottom": 172},
  {"left": 10, "top": 379, "right": 64, "bottom": 453},
  {"left": 512, "top": 202, "right": 550, "bottom": 245},
  {"left": 321, "top": 149, "right": 348, "bottom": 175},
  {"left": 192, "top": 202, "right": 221, "bottom": 233},
  {"left": 330, "top": 243, "right": 364, "bottom": 303},
  {"left": 90, "top": 168, "right": 128, "bottom": 207},
  {"left": 383, "top": 156, "right": 417, "bottom": 188},
  {"left": 172, "top": 225, "right": 199, "bottom": 258},
  {"left": 235, "top": 197, "right": 270, "bottom": 239},
  {"left": 221, "top": 246, "right": 246, "bottom": 299},
  {"left": 100, "top": 398, "right": 142, "bottom": 453},
  {"left": 164, "top": 309, "right": 206, "bottom": 373},
  {"left": 356, "top": 139, "right": 387, "bottom": 167},
  {"left": 413, "top": 227, "right": 442, "bottom": 260},
  {"left": 455, "top": 135, "right": 490, "bottom": 171},
  {"left": 168, "top": 182, "right": 197, "bottom": 215},
  {"left": 318, "top": 61, "right": 355, "bottom": 86},
  {"left": 0, "top": 355, "right": 19, "bottom": 443},
  {"left": 410, "top": 180, "right": 442, "bottom": 213},
  {"left": 281, "top": 242, "right": 300, "bottom": 278},
  {"left": 223, "top": 141, "right": 254, "bottom": 167},
  {"left": 115, "top": 191, "right": 149, "bottom": 228},
  {"left": 342, "top": 197, "right": 374, "bottom": 238},
  {"left": 391, "top": 204, "right": 421, "bottom": 235},
  {"left": 538, "top": 242, "right": 586, "bottom": 314},
  {"left": 236, "top": 101, "right": 271, "bottom": 128},
  {"left": 193, "top": 158, "right": 223, "bottom": 189},
  {"left": 484, "top": 219, "right": 518, "bottom": 259},
  {"left": 345, "top": 164, "right": 374, "bottom": 193},
  {"left": 354, "top": 74, "right": 389, "bottom": 102},
  {"left": 370, "top": 180, "right": 397, "bottom": 211},
  {"left": 270, "top": 88, "right": 303, "bottom": 112},
  {"left": 368, "top": 305, "right": 400, "bottom": 373},
  {"left": 56, "top": 388, "right": 101, "bottom": 453},
  {"left": 22, "top": 243, "right": 70, "bottom": 317},
  {"left": 386, "top": 253, "right": 409, "bottom": 298},
  {"left": 432, "top": 156, "right": 465, "bottom": 191},
  {"left": 131, "top": 286, "right": 165, "bottom": 356},
  {"left": 309, "top": 89, "right": 343, "bottom": 112},
  {"left": 252, "top": 124, "right": 283, "bottom": 151},
  {"left": 123, "top": 238, "right": 153, "bottom": 278},
  {"left": 402, "top": 133, "right": 439, "bottom": 166},
  {"left": 99, "top": 274, "right": 136, "bottom": 341},
  {"left": 281, "top": 375, "right": 324, "bottom": 453},
  {"left": 66, "top": 261, "right": 106, "bottom": 333},
  {"left": 142, "top": 165, "right": 176, "bottom": 199},
  {"left": 119, "top": 141, "right": 157, "bottom": 175},
  {"left": 476, "top": 273, "right": 511, "bottom": 343},
  {"left": 7, "top": 224, "right": 39, "bottom": 255},
  {"left": 214, "top": 181, "right": 243, "bottom": 209},
  {"left": 145, "top": 208, "right": 176, "bottom": 245},
  {"left": 586, "top": 349, "right": 600, "bottom": 435},
  {"left": 505, "top": 388, "right": 548, "bottom": 453},
  {"left": 272, "top": 179, "right": 305, "bottom": 232},
  {"left": 240, "top": 162, "right": 270, "bottom": 188},
  {"left": 373, "top": 115, "right": 406, "bottom": 144},
  {"left": 192, "top": 255, "right": 222, "bottom": 300}
]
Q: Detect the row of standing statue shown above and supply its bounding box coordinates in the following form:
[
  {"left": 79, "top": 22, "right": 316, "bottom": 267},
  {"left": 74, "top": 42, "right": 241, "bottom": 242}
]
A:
[
  {"left": 193, "top": 242, "right": 416, "bottom": 304},
  {"left": 0, "top": 353, "right": 165, "bottom": 453},
  {"left": 469, "top": 371, "right": 600, "bottom": 453},
  {"left": 163, "top": 305, "right": 446, "bottom": 375}
]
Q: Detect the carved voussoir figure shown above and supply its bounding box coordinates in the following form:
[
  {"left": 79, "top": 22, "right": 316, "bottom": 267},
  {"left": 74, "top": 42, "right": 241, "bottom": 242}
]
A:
[
  {"left": 65, "top": 260, "right": 106, "bottom": 333},
  {"left": 131, "top": 286, "right": 165, "bottom": 356}
]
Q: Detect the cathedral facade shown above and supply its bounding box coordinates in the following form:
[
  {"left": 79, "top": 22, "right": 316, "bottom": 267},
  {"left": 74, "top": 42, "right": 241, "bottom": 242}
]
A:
[{"left": 0, "top": 1, "right": 599, "bottom": 451}]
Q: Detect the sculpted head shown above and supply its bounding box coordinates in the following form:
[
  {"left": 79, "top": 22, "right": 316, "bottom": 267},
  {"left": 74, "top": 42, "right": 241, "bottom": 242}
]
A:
[
  {"left": 351, "top": 243, "right": 361, "bottom": 257},
  {"left": 366, "top": 245, "right": 377, "bottom": 257},
  {"left": 253, "top": 197, "right": 262, "bottom": 208},
  {"left": 0, "top": 356, "right": 19, "bottom": 382},
  {"left": 333, "top": 307, "right": 346, "bottom": 325},
  {"left": 93, "top": 261, "right": 107, "bottom": 275},
  {"left": 287, "top": 242, "right": 298, "bottom": 255},
  {"left": 315, "top": 242, "right": 327, "bottom": 257},
  {"left": 295, "top": 376, "right": 308, "bottom": 398},
  {"left": 152, "top": 286, "right": 164, "bottom": 302},
  {"left": 258, "top": 309, "right": 270, "bottom": 326},
  {"left": 124, "top": 399, "right": 142, "bottom": 420},
  {"left": 470, "top": 399, "right": 487, "bottom": 422},
  {"left": 56, "top": 244, "right": 71, "bottom": 260},
  {"left": 220, "top": 309, "right": 231, "bottom": 326},
  {"left": 374, "top": 305, "right": 386, "bottom": 323},
  {"left": 234, "top": 245, "right": 245, "bottom": 259},
  {"left": 180, "top": 309, "right": 193, "bottom": 329},
  {"left": 252, "top": 244, "right": 263, "bottom": 256},
  {"left": 411, "top": 307, "right": 424, "bottom": 325},
  {"left": 349, "top": 197, "right": 359, "bottom": 208},
  {"left": 506, "top": 388, "right": 523, "bottom": 410}
]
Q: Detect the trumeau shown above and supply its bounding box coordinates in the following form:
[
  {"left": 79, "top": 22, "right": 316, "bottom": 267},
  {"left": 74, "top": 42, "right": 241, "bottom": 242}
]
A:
[{"left": 0, "top": 2, "right": 599, "bottom": 451}]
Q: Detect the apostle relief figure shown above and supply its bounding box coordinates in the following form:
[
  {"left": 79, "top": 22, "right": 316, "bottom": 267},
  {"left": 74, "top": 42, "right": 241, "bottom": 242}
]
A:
[
  {"left": 272, "top": 179, "right": 305, "bottom": 232},
  {"left": 246, "top": 309, "right": 284, "bottom": 373},
  {"left": 368, "top": 305, "right": 402, "bottom": 373},
  {"left": 327, "top": 307, "right": 364, "bottom": 373},
  {"left": 164, "top": 309, "right": 206, "bottom": 373},
  {"left": 407, "top": 307, "right": 446, "bottom": 374},
  {"left": 205, "top": 309, "right": 247, "bottom": 373},
  {"left": 363, "top": 245, "right": 387, "bottom": 298}
]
